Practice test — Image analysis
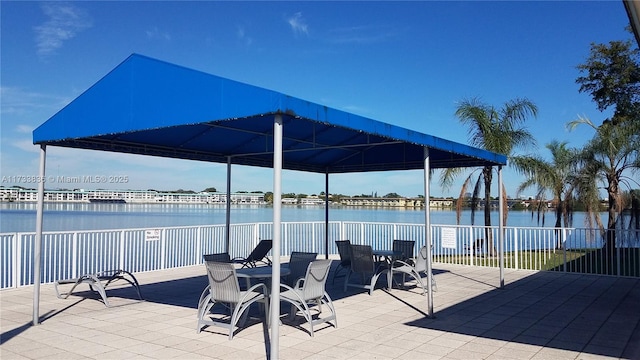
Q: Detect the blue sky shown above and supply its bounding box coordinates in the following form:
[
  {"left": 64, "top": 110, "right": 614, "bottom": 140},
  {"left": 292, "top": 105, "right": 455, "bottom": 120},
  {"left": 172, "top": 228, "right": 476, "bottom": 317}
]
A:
[{"left": 0, "top": 1, "right": 633, "bottom": 198}]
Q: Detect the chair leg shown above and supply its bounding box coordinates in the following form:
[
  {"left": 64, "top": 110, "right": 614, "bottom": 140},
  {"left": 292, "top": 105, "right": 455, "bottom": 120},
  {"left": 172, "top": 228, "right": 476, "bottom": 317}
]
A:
[
  {"left": 369, "top": 271, "right": 387, "bottom": 296},
  {"left": 322, "top": 293, "right": 337, "bottom": 328},
  {"left": 431, "top": 272, "right": 438, "bottom": 292},
  {"left": 196, "top": 296, "right": 214, "bottom": 333},
  {"left": 87, "top": 276, "right": 110, "bottom": 307},
  {"left": 305, "top": 302, "right": 315, "bottom": 337},
  {"left": 289, "top": 304, "right": 296, "bottom": 320}
]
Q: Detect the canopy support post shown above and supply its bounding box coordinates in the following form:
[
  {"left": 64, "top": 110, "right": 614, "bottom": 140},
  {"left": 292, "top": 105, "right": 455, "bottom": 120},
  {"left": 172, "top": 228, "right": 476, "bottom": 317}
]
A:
[
  {"left": 498, "top": 165, "right": 505, "bottom": 288},
  {"left": 324, "top": 171, "right": 329, "bottom": 259},
  {"left": 270, "top": 114, "right": 283, "bottom": 359},
  {"left": 33, "top": 144, "right": 46, "bottom": 326},
  {"left": 423, "top": 147, "right": 434, "bottom": 318},
  {"left": 225, "top": 157, "right": 231, "bottom": 254}
]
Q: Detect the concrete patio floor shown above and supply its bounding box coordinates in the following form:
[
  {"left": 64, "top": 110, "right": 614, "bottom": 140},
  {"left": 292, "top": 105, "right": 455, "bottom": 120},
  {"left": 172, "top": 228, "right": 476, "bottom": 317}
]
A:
[{"left": 1, "top": 262, "right": 639, "bottom": 359}]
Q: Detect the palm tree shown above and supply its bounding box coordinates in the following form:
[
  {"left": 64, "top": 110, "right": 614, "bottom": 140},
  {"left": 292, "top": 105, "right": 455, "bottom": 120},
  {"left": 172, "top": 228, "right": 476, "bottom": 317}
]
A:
[
  {"left": 441, "top": 97, "right": 538, "bottom": 255},
  {"left": 511, "top": 141, "right": 580, "bottom": 248},
  {"left": 567, "top": 116, "right": 640, "bottom": 253}
]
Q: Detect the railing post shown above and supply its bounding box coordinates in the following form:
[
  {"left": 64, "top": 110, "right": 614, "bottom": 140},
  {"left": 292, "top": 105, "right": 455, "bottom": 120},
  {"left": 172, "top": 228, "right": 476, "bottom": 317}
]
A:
[
  {"left": 563, "top": 228, "right": 567, "bottom": 273},
  {"left": 312, "top": 222, "right": 317, "bottom": 254},
  {"left": 119, "top": 230, "right": 125, "bottom": 271},
  {"left": 160, "top": 229, "right": 166, "bottom": 270},
  {"left": 254, "top": 223, "right": 260, "bottom": 242},
  {"left": 196, "top": 226, "right": 202, "bottom": 265},
  {"left": 514, "top": 228, "right": 519, "bottom": 270},
  {"left": 280, "top": 222, "right": 289, "bottom": 257},
  {"left": 616, "top": 231, "right": 621, "bottom": 276},
  {"left": 468, "top": 226, "right": 474, "bottom": 266},
  {"left": 12, "top": 233, "right": 19, "bottom": 288},
  {"left": 72, "top": 231, "right": 78, "bottom": 279}
]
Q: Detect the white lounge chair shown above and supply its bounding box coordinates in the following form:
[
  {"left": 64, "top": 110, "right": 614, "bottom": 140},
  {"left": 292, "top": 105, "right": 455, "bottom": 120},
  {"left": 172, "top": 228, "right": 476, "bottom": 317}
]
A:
[{"left": 54, "top": 269, "right": 143, "bottom": 307}]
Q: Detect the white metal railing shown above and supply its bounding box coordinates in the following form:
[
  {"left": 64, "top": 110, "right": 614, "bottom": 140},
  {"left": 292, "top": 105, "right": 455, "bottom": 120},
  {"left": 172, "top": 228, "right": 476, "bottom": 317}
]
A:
[{"left": 1, "top": 221, "right": 638, "bottom": 289}]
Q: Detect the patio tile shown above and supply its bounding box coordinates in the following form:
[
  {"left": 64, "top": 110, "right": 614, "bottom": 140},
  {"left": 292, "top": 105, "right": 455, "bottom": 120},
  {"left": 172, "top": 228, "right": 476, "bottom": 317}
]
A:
[
  {"left": 491, "top": 346, "right": 539, "bottom": 359},
  {"left": 2, "top": 263, "right": 638, "bottom": 359}
]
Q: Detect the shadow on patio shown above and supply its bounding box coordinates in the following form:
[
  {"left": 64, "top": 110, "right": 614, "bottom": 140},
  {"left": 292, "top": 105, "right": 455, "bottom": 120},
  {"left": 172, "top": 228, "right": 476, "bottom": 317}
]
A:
[
  {"left": 402, "top": 268, "right": 640, "bottom": 359},
  {"left": 6, "top": 262, "right": 638, "bottom": 359}
]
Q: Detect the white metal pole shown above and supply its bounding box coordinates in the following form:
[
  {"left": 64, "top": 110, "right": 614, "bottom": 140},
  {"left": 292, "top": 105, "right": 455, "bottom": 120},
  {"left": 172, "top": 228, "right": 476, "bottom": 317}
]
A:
[
  {"left": 498, "top": 165, "right": 505, "bottom": 288},
  {"left": 33, "top": 144, "right": 46, "bottom": 325},
  {"left": 423, "top": 147, "right": 434, "bottom": 317},
  {"left": 226, "top": 157, "right": 232, "bottom": 253},
  {"left": 270, "top": 114, "right": 283, "bottom": 359},
  {"left": 325, "top": 171, "right": 329, "bottom": 259}
]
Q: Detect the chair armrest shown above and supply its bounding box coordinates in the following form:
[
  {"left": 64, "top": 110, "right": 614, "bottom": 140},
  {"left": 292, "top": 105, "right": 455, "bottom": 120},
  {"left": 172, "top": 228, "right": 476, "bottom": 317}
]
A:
[
  {"left": 241, "top": 282, "right": 269, "bottom": 302},
  {"left": 391, "top": 259, "right": 414, "bottom": 269},
  {"left": 279, "top": 283, "right": 306, "bottom": 303},
  {"left": 280, "top": 283, "right": 296, "bottom": 292},
  {"left": 294, "top": 278, "right": 305, "bottom": 289}
]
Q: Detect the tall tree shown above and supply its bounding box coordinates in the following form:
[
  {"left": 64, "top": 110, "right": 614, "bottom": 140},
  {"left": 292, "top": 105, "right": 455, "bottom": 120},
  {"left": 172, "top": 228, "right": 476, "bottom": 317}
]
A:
[
  {"left": 441, "top": 97, "right": 538, "bottom": 255},
  {"left": 574, "top": 36, "right": 640, "bottom": 252},
  {"left": 576, "top": 38, "right": 640, "bottom": 125},
  {"left": 567, "top": 117, "right": 640, "bottom": 251},
  {"left": 511, "top": 141, "right": 580, "bottom": 248}
]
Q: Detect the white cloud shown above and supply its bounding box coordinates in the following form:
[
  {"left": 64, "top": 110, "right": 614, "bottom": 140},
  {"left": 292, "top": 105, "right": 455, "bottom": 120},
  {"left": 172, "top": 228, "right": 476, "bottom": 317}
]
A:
[
  {"left": 146, "top": 27, "right": 171, "bottom": 41},
  {"left": 0, "top": 86, "right": 70, "bottom": 116},
  {"left": 16, "top": 125, "right": 33, "bottom": 134},
  {"left": 10, "top": 138, "right": 40, "bottom": 154},
  {"left": 236, "top": 25, "right": 253, "bottom": 46},
  {"left": 34, "top": 3, "right": 92, "bottom": 58},
  {"left": 287, "top": 12, "right": 308, "bottom": 36}
]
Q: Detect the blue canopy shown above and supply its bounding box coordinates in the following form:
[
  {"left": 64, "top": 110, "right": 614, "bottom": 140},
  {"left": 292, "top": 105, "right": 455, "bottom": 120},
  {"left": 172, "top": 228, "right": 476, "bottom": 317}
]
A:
[
  {"left": 33, "top": 54, "right": 506, "bottom": 172},
  {"left": 30, "top": 54, "right": 509, "bottom": 350}
]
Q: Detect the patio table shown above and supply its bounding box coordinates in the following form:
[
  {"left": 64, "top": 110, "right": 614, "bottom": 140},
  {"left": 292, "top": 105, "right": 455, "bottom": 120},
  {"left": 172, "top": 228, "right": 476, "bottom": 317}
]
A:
[
  {"left": 372, "top": 250, "right": 403, "bottom": 288},
  {"left": 236, "top": 266, "right": 291, "bottom": 289},
  {"left": 372, "top": 249, "right": 402, "bottom": 265},
  {"left": 236, "top": 266, "right": 292, "bottom": 325}
]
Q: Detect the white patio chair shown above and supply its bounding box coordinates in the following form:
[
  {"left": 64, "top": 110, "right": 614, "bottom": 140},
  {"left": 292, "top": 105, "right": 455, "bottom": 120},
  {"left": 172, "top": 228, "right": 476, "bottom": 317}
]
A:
[
  {"left": 196, "top": 261, "right": 269, "bottom": 340},
  {"left": 279, "top": 259, "right": 337, "bottom": 337},
  {"left": 344, "top": 244, "right": 389, "bottom": 295},
  {"left": 390, "top": 245, "right": 437, "bottom": 293},
  {"left": 197, "top": 253, "right": 233, "bottom": 307}
]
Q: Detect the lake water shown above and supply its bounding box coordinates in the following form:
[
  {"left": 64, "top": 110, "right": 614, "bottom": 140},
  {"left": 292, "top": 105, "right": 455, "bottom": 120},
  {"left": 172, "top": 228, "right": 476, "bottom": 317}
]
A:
[{"left": 0, "top": 202, "right": 600, "bottom": 233}]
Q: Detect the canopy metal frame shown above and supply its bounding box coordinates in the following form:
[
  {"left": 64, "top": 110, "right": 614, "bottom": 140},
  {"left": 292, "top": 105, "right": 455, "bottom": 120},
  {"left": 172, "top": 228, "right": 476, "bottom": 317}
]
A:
[{"left": 31, "top": 54, "right": 507, "bottom": 359}]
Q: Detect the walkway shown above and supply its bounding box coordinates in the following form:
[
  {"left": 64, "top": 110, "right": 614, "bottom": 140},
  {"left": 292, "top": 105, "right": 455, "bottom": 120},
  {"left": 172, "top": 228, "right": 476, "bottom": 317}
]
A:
[{"left": 1, "top": 263, "right": 639, "bottom": 359}]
